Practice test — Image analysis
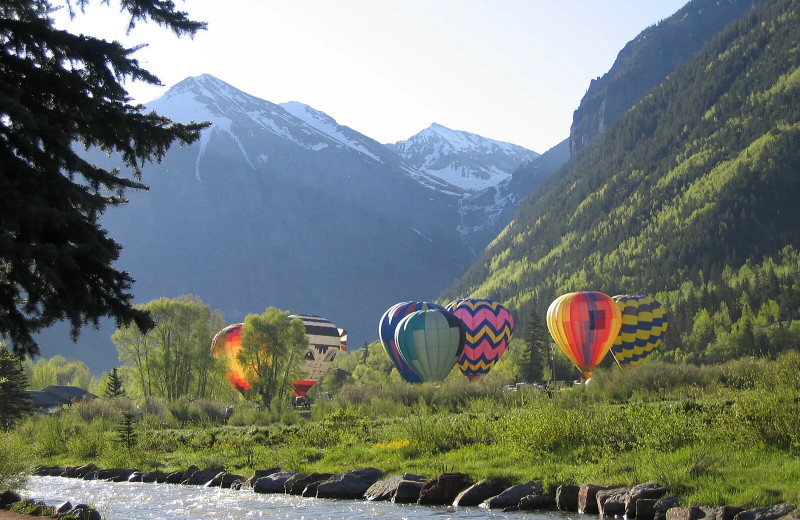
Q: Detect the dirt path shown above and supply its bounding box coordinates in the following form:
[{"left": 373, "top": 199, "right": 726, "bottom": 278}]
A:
[{"left": 0, "top": 512, "right": 36, "bottom": 519}]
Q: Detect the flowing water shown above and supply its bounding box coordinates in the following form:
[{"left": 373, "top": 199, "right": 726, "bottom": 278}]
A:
[{"left": 23, "top": 476, "right": 575, "bottom": 520}]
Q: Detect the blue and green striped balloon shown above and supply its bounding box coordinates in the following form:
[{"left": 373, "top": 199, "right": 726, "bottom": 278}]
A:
[{"left": 394, "top": 309, "right": 466, "bottom": 382}]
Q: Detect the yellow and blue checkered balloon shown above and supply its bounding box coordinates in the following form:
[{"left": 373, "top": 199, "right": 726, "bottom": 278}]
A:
[{"left": 610, "top": 295, "right": 668, "bottom": 368}]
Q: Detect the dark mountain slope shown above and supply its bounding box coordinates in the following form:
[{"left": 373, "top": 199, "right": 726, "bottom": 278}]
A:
[
  {"left": 442, "top": 0, "right": 800, "bottom": 363},
  {"left": 570, "top": 0, "right": 757, "bottom": 156}
]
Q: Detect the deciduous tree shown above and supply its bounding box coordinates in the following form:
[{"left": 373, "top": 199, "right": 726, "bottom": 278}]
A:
[{"left": 0, "top": 0, "right": 209, "bottom": 357}]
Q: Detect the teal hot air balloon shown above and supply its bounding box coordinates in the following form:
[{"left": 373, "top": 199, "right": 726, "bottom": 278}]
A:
[{"left": 394, "top": 309, "right": 466, "bottom": 382}]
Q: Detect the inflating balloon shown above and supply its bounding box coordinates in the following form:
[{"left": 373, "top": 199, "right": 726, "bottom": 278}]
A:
[
  {"left": 446, "top": 298, "right": 514, "bottom": 381},
  {"left": 546, "top": 291, "right": 622, "bottom": 379},
  {"left": 379, "top": 301, "right": 445, "bottom": 383},
  {"left": 211, "top": 323, "right": 250, "bottom": 392},
  {"left": 610, "top": 295, "right": 668, "bottom": 368},
  {"left": 394, "top": 309, "right": 466, "bottom": 382}
]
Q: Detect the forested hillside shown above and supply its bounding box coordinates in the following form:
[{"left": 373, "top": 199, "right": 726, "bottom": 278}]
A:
[{"left": 443, "top": 0, "right": 800, "bottom": 364}]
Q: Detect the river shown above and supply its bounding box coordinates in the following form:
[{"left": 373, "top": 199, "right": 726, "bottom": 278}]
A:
[{"left": 23, "top": 476, "right": 573, "bottom": 519}]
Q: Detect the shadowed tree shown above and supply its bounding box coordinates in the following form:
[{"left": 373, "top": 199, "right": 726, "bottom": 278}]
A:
[
  {"left": 0, "top": 347, "right": 34, "bottom": 430},
  {"left": 0, "top": 0, "right": 210, "bottom": 357},
  {"left": 103, "top": 367, "right": 125, "bottom": 398},
  {"left": 522, "top": 308, "right": 549, "bottom": 383}
]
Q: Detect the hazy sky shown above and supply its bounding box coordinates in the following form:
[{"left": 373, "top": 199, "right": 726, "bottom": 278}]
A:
[{"left": 55, "top": 1, "right": 689, "bottom": 153}]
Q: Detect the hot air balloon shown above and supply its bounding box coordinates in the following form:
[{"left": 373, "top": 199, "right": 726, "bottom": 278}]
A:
[
  {"left": 446, "top": 298, "right": 514, "bottom": 381},
  {"left": 211, "top": 323, "right": 250, "bottom": 392},
  {"left": 379, "top": 301, "right": 445, "bottom": 383},
  {"left": 610, "top": 295, "right": 668, "bottom": 368},
  {"left": 546, "top": 291, "right": 622, "bottom": 379},
  {"left": 394, "top": 309, "right": 466, "bottom": 382}
]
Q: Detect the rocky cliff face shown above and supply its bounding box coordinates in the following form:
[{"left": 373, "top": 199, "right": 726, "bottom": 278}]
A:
[{"left": 569, "top": 0, "right": 756, "bottom": 156}]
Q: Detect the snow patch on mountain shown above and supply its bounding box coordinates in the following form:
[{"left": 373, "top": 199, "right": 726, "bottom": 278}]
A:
[
  {"left": 280, "top": 101, "right": 381, "bottom": 161},
  {"left": 390, "top": 123, "right": 538, "bottom": 192}
]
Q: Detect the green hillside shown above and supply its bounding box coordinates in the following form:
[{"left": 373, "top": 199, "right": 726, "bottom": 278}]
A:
[{"left": 442, "top": 0, "right": 800, "bottom": 364}]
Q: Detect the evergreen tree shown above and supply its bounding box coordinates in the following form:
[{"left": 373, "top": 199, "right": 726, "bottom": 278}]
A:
[
  {"left": 0, "top": 348, "right": 34, "bottom": 430},
  {"left": 0, "top": 1, "right": 210, "bottom": 357},
  {"left": 522, "top": 308, "right": 549, "bottom": 383},
  {"left": 103, "top": 367, "right": 125, "bottom": 398},
  {"left": 115, "top": 412, "right": 137, "bottom": 451}
]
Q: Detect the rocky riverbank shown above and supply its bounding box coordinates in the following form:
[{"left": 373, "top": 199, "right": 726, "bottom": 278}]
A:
[{"left": 10, "top": 464, "right": 799, "bottom": 520}]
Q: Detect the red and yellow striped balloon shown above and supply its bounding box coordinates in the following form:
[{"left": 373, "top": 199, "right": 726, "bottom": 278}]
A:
[{"left": 546, "top": 291, "right": 622, "bottom": 379}]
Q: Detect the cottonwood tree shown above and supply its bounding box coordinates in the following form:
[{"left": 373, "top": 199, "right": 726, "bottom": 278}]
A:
[
  {"left": 112, "top": 295, "right": 226, "bottom": 400},
  {"left": 238, "top": 308, "right": 309, "bottom": 410},
  {"left": 0, "top": 0, "right": 209, "bottom": 357}
]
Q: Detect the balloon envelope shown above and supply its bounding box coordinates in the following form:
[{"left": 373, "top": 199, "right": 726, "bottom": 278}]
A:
[
  {"left": 446, "top": 298, "right": 514, "bottom": 381},
  {"left": 546, "top": 291, "right": 622, "bottom": 379},
  {"left": 379, "top": 301, "right": 445, "bottom": 383},
  {"left": 610, "top": 295, "right": 669, "bottom": 368},
  {"left": 211, "top": 323, "right": 250, "bottom": 392},
  {"left": 394, "top": 309, "right": 466, "bottom": 382}
]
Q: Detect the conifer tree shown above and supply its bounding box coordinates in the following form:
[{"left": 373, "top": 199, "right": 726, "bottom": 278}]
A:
[
  {"left": 522, "top": 308, "right": 549, "bottom": 383},
  {"left": 0, "top": 1, "right": 210, "bottom": 357},
  {"left": 115, "top": 411, "right": 137, "bottom": 451},
  {"left": 0, "top": 347, "right": 34, "bottom": 430},
  {"left": 103, "top": 367, "right": 125, "bottom": 398}
]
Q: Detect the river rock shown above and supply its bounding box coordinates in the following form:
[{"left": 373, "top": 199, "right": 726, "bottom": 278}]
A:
[
  {"left": 655, "top": 496, "right": 686, "bottom": 520},
  {"left": 638, "top": 498, "right": 661, "bottom": 520},
  {"left": 365, "top": 473, "right": 426, "bottom": 502},
  {"left": 182, "top": 466, "right": 225, "bottom": 485},
  {"left": 205, "top": 471, "right": 244, "bottom": 488},
  {"left": 64, "top": 464, "right": 98, "bottom": 478},
  {"left": 483, "top": 481, "right": 543, "bottom": 509},
  {"left": 598, "top": 487, "right": 630, "bottom": 516},
  {"left": 253, "top": 471, "right": 298, "bottom": 494},
  {"left": 778, "top": 510, "right": 800, "bottom": 520},
  {"left": 164, "top": 471, "right": 184, "bottom": 484},
  {"left": 453, "top": 479, "right": 507, "bottom": 507},
  {"left": 34, "top": 465, "right": 64, "bottom": 476},
  {"left": 735, "top": 504, "right": 797, "bottom": 520},
  {"left": 128, "top": 471, "right": 143, "bottom": 482},
  {"left": 316, "top": 467, "right": 385, "bottom": 499},
  {"left": 579, "top": 484, "right": 615, "bottom": 514},
  {"left": 667, "top": 505, "right": 747, "bottom": 520},
  {"left": 418, "top": 473, "right": 472, "bottom": 505},
  {"left": 141, "top": 471, "right": 167, "bottom": 483},
  {"left": 0, "top": 490, "right": 21, "bottom": 508},
  {"left": 182, "top": 465, "right": 200, "bottom": 482},
  {"left": 519, "top": 494, "right": 557, "bottom": 510},
  {"left": 66, "top": 503, "right": 102, "bottom": 520},
  {"left": 395, "top": 477, "right": 426, "bottom": 504},
  {"left": 97, "top": 468, "right": 138, "bottom": 482},
  {"left": 239, "top": 468, "right": 281, "bottom": 490},
  {"left": 54, "top": 500, "right": 73, "bottom": 514},
  {"left": 557, "top": 484, "right": 580, "bottom": 511},
  {"left": 285, "top": 473, "right": 333, "bottom": 495},
  {"left": 626, "top": 483, "right": 668, "bottom": 517}
]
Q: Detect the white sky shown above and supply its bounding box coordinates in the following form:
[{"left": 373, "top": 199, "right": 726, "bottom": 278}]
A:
[{"left": 54, "top": 0, "right": 689, "bottom": 153}]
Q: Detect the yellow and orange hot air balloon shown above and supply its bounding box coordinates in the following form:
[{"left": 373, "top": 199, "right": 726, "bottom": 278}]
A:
[
  {"left": 546, "top": 291, "right": 622, "bottom": 379},
  {"left": 211, "top": 323, "right": 250, "bottom": 392}
]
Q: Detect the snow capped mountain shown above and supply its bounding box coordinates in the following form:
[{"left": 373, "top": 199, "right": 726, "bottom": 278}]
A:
[{"left": 388, "top": 123, "right": 539, "bottom": 192}]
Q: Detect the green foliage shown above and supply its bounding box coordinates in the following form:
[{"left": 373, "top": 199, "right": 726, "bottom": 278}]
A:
[
  {"left": 24, "top": 355, "right": 94, "bottom": 391},
  {"left": 0, "top": 432, "right": 31, "bottom": 491},
  {"left": 442, "top": 0, "right": 800, "bottom": 368},
  {"left": 0, "top": 348, "right": 33, "bottom": 430},
  {"left": 238, "top": 308, "right": 309, "bottom": 410},
  {"left": 115, "top": 412, "right": 138, "bottom": 451},
  {"left": 103, "top": 367, "right": 125, "bottom": 398},
  {"left": 0, "top": 0, "right": 208, "bottom": 357},
  {"left": 112, "top": 295, "right": 228, "bottom": 400}
]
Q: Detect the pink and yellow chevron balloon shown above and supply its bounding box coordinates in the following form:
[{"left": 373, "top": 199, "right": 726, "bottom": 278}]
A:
[{"left": 446, "top": 298, "right": 514, "bottom": 381}]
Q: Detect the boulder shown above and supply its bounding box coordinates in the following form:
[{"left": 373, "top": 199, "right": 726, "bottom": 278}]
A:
[
  {"left": 316, "top": 467, "right": 385, "bottom": 499},
  {"left": 667, "top": 506, "right": 746, "bottom": 520},
  {"left": 735, "top": 504, "right": 797, "bottom": 520},
  {"left": 182, "top": 466, "right": 225, "bottom": 485},
  {"left": 579, "top": 484, "right": 615, "bottom": 514},
  {"left": 54, "top": 500, "right": 73, "bottom": 514},
  {"left": 778, "top": 510, "right": 800, "bottom": 520},
  {"left": 483, "top": 481, "right": 543, "bottom": 509},
  {"left": 655, "top": 497, "right": 686, "bottom": 520},
  {"left": 0, "top": 490, "right": 21, "bottom": 508},
  {"left": 64, "top": 464, "right": 98, "bottom": 479},
  {"left": 395, "top": 478, "right": 425, "bottom": 504},
  {"left": 141, "top": 471, "right": 167, "bottom": 483},
  {"left": 253, "top": 471, "right": 298, "bottom": 494},
  {"left": 164, "top": 471, "right": 185, "bottom": 484},
  {"left": 34, "top": 465, "right": 64, "bottom": 477},
  {"left": 453, "top": 479, "right": 507, "bottom": 507},
  {"left": 418, "top": 473, "right": 472, "bottom": 505},
  {"left": 519, "top": 494, "right": 557, "bottom": 510},
  {"left": 128, "top": 471, "right": 143, "bottom": 482},
  {"left": 285, "top": 473, "right": 333, "bottom": 495},
  {"left": 556, "top": 484, "right": 580, "bottom": 511},
  {"left": 240, "top": 468, "right": 281, "bottom": 490},
  {"left": 638, "top": 498, "right": 660, "bottom": 520},
  {"left": 66, "top": 503, "right": 102, "bottom": 520},
  {"left": 625, "top": 483, "right": 668, "bottom": 517},
  {"left": 365, "top": 474, "right": 426, "bottom": 502},
  {"left": 206, "top": 472, "right": 245, "bottom": 489},
  {"left": 668, "top": 506, "right": 712, "bottom": 520},
  {"left": 182, "top": 465, "right": 200, "bottom": 482},
  {"left": 597, "top": 487, "right": 630, "bottom": 517},
  {"left": 97, "top": 468, "right": 138, "bottom": 482}
]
